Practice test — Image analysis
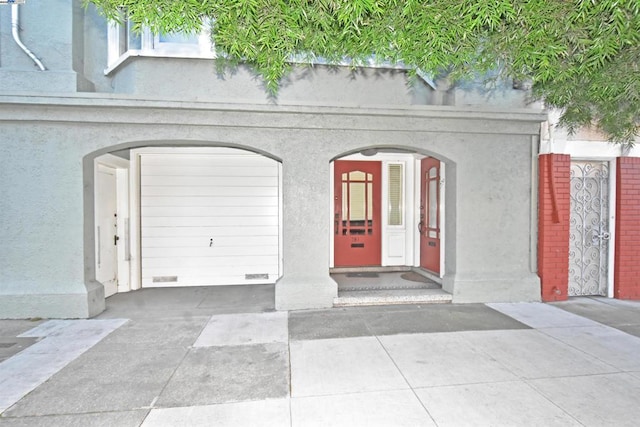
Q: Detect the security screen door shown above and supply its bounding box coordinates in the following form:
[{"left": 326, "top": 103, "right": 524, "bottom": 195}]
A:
[{"left": 569, "top": 160, "right": 610, "bottom": 296}]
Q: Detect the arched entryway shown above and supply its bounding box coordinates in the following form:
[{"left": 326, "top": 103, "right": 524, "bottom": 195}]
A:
[
  {"left": 85, "top": 142, "right": 283, "bottom": 298},
  {"left": 329, "top": 146, "right": 451, "bottom": 304}
]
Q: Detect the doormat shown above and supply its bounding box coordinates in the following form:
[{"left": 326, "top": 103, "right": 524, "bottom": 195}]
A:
[
  {"left": 401, "top": 272, "right": 434, "bottom": 283},
  {"left": 346, "top": 272, "right": 379, "bottom": 278}
]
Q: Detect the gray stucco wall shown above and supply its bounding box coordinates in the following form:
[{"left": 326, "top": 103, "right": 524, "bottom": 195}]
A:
[
  {"left": 0, "top": 96, "right": 544, "bottom": 318},
  {"left": 0, "top": 1, "right": 544, "bottom": 318},
  {"left": 0, "top": 131, "right": 104, "bottom": 318},
  {"left": 0, "top": 0, "right": 73, "bottom": 70},
  {"left": 0, "top": 0, "right": 79, "bottom": 93},
  {"left": 1, "top": 1, "right": 529, "bottom": 108},
  {"left": 108, "top": 58, "right": 435, "bottom": 106}
]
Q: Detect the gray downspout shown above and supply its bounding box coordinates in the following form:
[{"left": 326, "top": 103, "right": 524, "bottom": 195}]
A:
[{"left": 11, "top": 4, "right": 46, "bottom": 70}]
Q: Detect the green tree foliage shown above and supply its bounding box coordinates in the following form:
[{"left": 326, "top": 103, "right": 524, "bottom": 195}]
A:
[{"left": 88, "top": 0, "right": 639, "bottom": 143}]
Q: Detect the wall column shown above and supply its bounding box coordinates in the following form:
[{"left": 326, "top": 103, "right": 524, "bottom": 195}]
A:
[
  {"left": 0, "top": 141, "right": 104, "bottom": 319},
  {"left": 614, "top": 157, "right": 640, "bottom": 300},
  {"left": 538, "top": 154, "right": 571, "bottom": 301},
  {"left": 275, "top": 145, "right": 337, "bottom": 310}
]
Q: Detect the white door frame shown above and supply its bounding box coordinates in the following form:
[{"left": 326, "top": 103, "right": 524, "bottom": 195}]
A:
[
  {"left": 330, "top": 153, "right": 415, "bottom": 267},
  {"left": 329, "top": 152, "right": 444, "bottom": 277},
  {"left": 568, "top": 157, "right": 616, "bottom": 298},
  {"left": 544, "top": 140, "right": 619, "bottom": 297},
  {"left": 94, "top": 154, "right": 131, "bottom": 294}
]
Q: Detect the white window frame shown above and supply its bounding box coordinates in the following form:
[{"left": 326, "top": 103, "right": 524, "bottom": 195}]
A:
[
  {"left": 153, "top": 29, "right": 214, "bottom": 57},
  {"left": 105, "top": 18, "right": 436, "bottom": 88},
  {"left": 385, "top": 162, "right": 406, "bottom": 228},
  {"left": 105, "top": 17, "right": 215, "bottom": 75}
]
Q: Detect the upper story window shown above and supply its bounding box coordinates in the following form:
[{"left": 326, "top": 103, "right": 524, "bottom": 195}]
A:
[
  {"left": 106, "top": 14, "right": 214, "bottom": 74},
  {"left": 104, "top": 12, "right": 436, "bottom": 90}
]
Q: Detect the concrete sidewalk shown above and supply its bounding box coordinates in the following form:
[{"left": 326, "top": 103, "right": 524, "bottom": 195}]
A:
[{"left": 1, "top": 286, "right": 640, "bottom": 426}]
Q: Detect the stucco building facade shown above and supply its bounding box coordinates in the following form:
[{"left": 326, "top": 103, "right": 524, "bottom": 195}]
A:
[{"left": 0, "top": 1, "right": 636, "bottom": 319}]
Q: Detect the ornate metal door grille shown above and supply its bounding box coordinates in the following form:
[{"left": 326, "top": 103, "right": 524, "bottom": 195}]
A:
[{"left": 569, "top": 161, "right": 610, "bottom": 296}]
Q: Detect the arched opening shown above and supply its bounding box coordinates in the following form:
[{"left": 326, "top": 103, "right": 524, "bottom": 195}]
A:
[
  {"left": 84, "top": 141, "right": 283, "bottom": 301},
  {"left": 329, "top": 146, "right": 455, "bottom": 304}
]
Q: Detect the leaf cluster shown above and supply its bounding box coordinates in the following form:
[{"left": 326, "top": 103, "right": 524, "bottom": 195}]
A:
[{"left": 87, "top": 0, "right": 640, "bottom": 143}]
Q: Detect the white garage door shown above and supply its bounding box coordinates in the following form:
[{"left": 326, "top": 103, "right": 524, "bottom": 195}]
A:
[{"left": 140, "top": 148, "right": 280, "bottom": 287}]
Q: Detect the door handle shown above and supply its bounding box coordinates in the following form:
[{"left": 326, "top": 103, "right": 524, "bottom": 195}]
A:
[
  {"left": 114, "top": 235, "right": 120, "bottom": 246},
  {"left": 591, "top": 231, "right": 610, "bottom": 245}
]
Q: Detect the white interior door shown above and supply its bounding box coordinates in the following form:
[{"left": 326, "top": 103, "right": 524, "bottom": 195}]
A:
[{"left": 95, "top": 165, "right": 118, "bottom": 297}]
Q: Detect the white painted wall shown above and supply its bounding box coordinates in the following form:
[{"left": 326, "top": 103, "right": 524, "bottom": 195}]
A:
[{"left": 138, "top": 147, "right": 280, "bottom": 287}]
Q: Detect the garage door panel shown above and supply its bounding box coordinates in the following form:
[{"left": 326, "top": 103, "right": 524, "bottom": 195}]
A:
[
  {"left": 142, "top": 266, "right": 279, "bottom": 278},
  {"left": 141, "top": 175, "right": 279, "bottom": 187},
  {"left": 141, "top": 279, "right": 270, "bottom": 287},
  {"left": 142, "top": 255, "right": 279, "bottom": 269},
  {"left": 141, "top": 196, "right": 278, "bottom": 208},
  {"left": 142, "top": 225, "right": 279, "bottom": 238},
  {"left": 141, "top": 274, "right": 278, "bottom": 287},
  {"left": 142, "top": 246, "right": 279, "bottom": 258},
  {"left": 142, "top": 235, "right": 278, "bottom": 248},
  {"left": 141, "top": 206, "right": 279, "bottom": 217},
  {"left": 140, "top": 154, "right": 274, "bottom": 168},
  {"left": 140, "top": 151, "right": 280, "bottom": 287},
  {"left": 142, "top": 165, "right": 278, "bottom": 177},
  {"left": 142, "top": 216, "right": 278, "bottom": 227},
  {"left": 141, "top": 186, "right": 279, "bottom": 197}
]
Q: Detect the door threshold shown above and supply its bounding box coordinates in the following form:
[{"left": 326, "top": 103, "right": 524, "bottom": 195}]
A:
[{"left": 330, "top": 266, "right": 412, "bottom": 274}]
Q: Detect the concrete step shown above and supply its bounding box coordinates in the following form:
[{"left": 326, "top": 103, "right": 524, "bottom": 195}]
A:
[{"left": 334, "top": 288, "right": 452, "bottom": 307}]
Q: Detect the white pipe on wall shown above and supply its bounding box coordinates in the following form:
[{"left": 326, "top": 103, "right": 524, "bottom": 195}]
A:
[{"left": 11, "top": 4, "right": 46, "bottom": 70}]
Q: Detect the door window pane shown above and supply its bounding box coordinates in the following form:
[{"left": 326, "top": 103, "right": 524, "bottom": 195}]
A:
[
  {"left": 341, "top": 182, "right": 348, "bottom": 220},
  {"left": 159, "top": 32, "right": 199, "bottom": 44},
  {"left": 339, "top": 167, "right": 375, "bottom": 235},
  {"left": 428, "top": 167, "right": 437, "bottom": 230},
  {"left": 388, "top": 164, "right": 403, "bottom": 226},
  {"left": 350, "top": 183, "right": 366, "bottom": 221},
  {"left": 349, "top": 171, "right": 366, "bottom": 181}
]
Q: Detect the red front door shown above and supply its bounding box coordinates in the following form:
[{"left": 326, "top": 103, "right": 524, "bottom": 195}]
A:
[
  {"left": 334, "top": 161, "right": 382, "bottom": 266},
  {"left": 419, "top": 157, "right": 441, "bottom": 274}
]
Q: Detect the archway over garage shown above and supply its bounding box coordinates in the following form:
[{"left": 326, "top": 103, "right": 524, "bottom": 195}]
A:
[{"left": 83, "top": 141, "right": 283, "bottom": 304}]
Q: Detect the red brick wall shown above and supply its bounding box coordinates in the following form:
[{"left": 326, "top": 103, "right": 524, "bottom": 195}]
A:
[
  {"left": 614, "top": 157, "right": 640, "bottom": 299},
  {"left": 538, "top": 154, "right": 571, "bottom": 301}
]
